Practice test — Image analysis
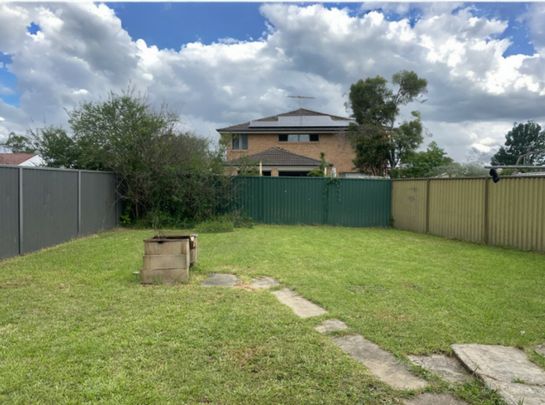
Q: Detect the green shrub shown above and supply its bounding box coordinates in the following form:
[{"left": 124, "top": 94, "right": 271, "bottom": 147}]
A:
[
  {"left": 194, "top": 217, "right": 234, "bottom": 233},
  {"left": 231, "top": 212, "right": 255, "bottom": 228}
]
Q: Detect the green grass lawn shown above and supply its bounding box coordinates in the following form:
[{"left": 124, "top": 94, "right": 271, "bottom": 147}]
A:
[{"left": 1, "top": 226, "right": 544, "bottom": 404}]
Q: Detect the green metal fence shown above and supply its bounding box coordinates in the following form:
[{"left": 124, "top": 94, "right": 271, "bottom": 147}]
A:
[{"left": 233, "top": 176, "right": 391, "bottom": 227}]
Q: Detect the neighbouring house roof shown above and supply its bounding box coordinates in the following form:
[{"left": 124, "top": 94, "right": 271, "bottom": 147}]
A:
[
  {"left": 217, "top": 108, "right": 354, "bottom": 134},
  {"left": 225, "top": 147, "right": 322, "bottom": 167},
  {"left": 0, "top": 153, "right": 35, "bottom": 166}
]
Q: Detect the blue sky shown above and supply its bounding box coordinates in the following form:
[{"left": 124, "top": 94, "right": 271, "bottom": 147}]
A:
[
  {"left": 108, "top": 3, "right": 267, "bottom": 47},
  {"left": 109, "top": 2, "right": 535, "bottom": 54},
  {"left": 0, "top": 3, "right": 537, "bottom": 109}
]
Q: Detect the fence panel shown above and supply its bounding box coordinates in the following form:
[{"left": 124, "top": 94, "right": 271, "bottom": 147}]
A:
[
  {"left": 488, "top": 177, "right": 545, "bottom": 251},
  {"left": 234, "top": 176, "right": 391, "bottom": 227},
  {"left": 233, "top": 176, "right": 265, "bottom": 221},
  {"left": 81, "top": 172, "right": 118, "bottom": 235},
  {"left": 392, "top": 177, "right": 545, "bottom": 252},
  {"left": 0, "top": 166, "right": 118, "bottom": 260},
  {"left": 262, "top": 177, "right": 325, "bottom": 225},
  {"left": 326, "top": 179, "right": 391, "bottom": 227},
  {"left": 391, "top": 180, "right": 427, "bottom": 233},
  {"left": 22, "top": 169, "right": 79, "bottom": 254},
  {"left": 0, "top": 167, "right": 20, "bottom": 259},
  {"left": 428, "top": 178, "right": 485, "bottom": 243}
]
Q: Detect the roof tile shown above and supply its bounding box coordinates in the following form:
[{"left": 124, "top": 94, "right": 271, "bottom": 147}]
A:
[
  {"left": 0, "top": 153, "right": 35, "bottom": 165},
  {"left": 226, "top": 147, "right": 322, "bottom": 167}
]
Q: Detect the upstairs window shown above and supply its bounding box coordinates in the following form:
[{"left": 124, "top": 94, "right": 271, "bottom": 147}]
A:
[
  {"left": 232, "top": 134, "right": 248, "bottom": 150},
  {"left": 278, "top": 134, "right": 319, "bottom": 142}
]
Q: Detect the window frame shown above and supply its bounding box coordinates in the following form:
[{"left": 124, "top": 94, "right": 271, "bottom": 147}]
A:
[
  {"left": 232, "top": 134, "right": 248, "bottom": 150},
  {"left": 278, "top": 134, "right": 319, "bottom": 143}
]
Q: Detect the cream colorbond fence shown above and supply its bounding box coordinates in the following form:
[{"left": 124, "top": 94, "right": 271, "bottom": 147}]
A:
[{"left": 392, "top": 177, "right": 545, "bottom": 252}]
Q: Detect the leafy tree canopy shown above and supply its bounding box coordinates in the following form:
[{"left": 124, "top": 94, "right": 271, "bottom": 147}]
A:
[
  {"left": 392, "top": 141, "right": 453, "bottom": 178},
  {"left": 2, "top": 132, "right": 35, "bottom": 153},
  {"left": 348, "top": 71, "right": 427, "bottom": 175},
  {"left": 491, "top": 121, "right": 545, "bottom": 166}
]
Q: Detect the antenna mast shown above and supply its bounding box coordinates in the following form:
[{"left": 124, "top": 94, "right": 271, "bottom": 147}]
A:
[{"left": 288, "top": 95, "right": 315, "bottom": 108}]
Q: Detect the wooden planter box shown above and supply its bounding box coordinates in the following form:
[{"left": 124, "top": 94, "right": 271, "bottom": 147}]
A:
[{"left": 140, "top": 235, "right": 197, "bottom": 285}]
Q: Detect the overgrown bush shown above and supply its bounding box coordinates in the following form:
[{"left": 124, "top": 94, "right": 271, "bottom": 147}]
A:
[
  {"left": 194, "top": 217, "right": 235, "bottom": 233},
  {"left": 28, "top": 89, "right": 234, "bottom": 225}
]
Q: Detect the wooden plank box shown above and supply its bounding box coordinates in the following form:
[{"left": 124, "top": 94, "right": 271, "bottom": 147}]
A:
[
  {"left": 144, "top": 235, "right": 198, "bottom": 266},
  {"left": 140, "top": 267, "right": 189, "bottom": 285},
  {"left": 141, "top": 236, "right": 192, "bottom": 285}
]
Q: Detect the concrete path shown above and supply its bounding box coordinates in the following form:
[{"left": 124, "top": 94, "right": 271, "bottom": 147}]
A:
[
  {"left": 315, "top": 319, "right": 348, "bottom": 334},
  {"left": 333, "top": 334, "right": 428, "bottom": 390},
  {"left": 403, "top": 393, "right": 467, "bottom": 405},
  {"left": 201, "top": 273, "right": 239, "bottom": 287},
  {"left": 408, "top": 354, "right": 473, "bottom": 384},
  {"left": 271, "top": 288, "right": 327, "bottom": 318},
  {"left": 452, "top": 344, "right": 545, "bottom": 405},
  {"left": 250, "top": 276, "right": 279, "bottom": 289}
]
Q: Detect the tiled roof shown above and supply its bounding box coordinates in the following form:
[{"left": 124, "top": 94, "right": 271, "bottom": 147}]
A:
[
  {"left": 0, "top": 153, "right": 34, "bottom": 165},
  {"left": 226, "top": 147, "right": 322, "bottom": 167},
  {"left": 217, "top": 108, "right": 353, "bottom": 133}
]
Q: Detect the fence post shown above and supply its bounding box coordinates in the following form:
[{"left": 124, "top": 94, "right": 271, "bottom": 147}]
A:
[
  {"left": 483, "top": 178, "right": 489, "bottom": 245},
  {"left": 18, "top": 167, "right": 23, "bottom": 254},
  {"left": 77, "top": 170, "right": 81, "bottom": 236},
  {"left": 425, "top": 178, "right": 431, "bottom": 233}
]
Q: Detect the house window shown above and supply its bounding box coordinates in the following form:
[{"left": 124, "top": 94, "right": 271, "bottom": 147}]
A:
[
  {"left": 278, "top": 134, "right": 319, "bottom": 142},
  {"left": 232, "top": 134, "right": 248, "bottom": 150}
]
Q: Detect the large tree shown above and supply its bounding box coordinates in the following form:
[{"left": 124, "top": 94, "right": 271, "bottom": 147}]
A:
[
  {"left": 348, "top": 70, "right": 427, "bottom": 175},
  {"left": 491, "top": 121, "right": 545, "bottom": 165}
]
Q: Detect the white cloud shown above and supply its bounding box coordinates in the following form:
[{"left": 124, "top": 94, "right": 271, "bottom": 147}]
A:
[{"left": 0, "top": 2, "right": 545, "bottom": 162}]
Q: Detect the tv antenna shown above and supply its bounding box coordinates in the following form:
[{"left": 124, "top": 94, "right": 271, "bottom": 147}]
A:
[{"left": 288, "top": 95, "right": 315, "bottom": 108}]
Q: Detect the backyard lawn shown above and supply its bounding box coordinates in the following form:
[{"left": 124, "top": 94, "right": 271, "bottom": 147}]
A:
[{"left": 1, "top": 225, "right": 545, "bottom": 404}]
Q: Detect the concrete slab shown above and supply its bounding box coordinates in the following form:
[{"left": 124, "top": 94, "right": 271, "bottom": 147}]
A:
[
  {"left": 332, "top": 334, "right": 428, "bottom": 390},
  {"left": 250, "top": 276, "right": 279, "bottom": 289},
  {"left": 452, "top": 344, "right": 545, "bottom": 405},
  {"left": 403, "top": 393, "right": 467, "bottom": 405},
  {"left": 201, "top": 273, "right": 239, "bottom": 287},
  {"left": 408, "top": 354, "right": 473, "bottom": 384},
  {"left": 536, "top": 344, "right": 545, "bottom": 358},
  {"left": 452, "top": 344, "right": 545, "bottom": 385},
  {"left": 485, "top": 381, "right": 545, "bottom": 405},
  {"left": 315, "top": 319, "right": 348, "bottom": 334},
  {"left": 271, "top": 288, "right": 327, "bottom": 318}
]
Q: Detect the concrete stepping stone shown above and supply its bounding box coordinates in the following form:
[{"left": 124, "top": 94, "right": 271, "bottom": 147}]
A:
[
  {"left": 250, "top": 276, "right": 279, "bottom": 289},
  {"left": 452, "top": 344, "right": 545, "bottom": 405},
  {"left": 536, "top": 344, "right": 545, "bottom": 358},
  {"left": 201, "top": 273, "right": 239, "bottom": 287},
  {"left": 271, "top": 288, "right": 327, "bottom": 318},
  {"left": 332, "top": 334, "right": 428, "bottom": 390},
  {"left": 315, "top": 319, "right": 348, "bottom": 334},
  {"left": 408, "top": 354, "right": 473, "bottom": 384},
  {"left": 404, "top": 393, "right": 467, "bottom": 405}
]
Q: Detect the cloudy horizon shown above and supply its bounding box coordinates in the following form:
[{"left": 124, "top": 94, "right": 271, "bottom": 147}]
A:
[{"left": 1, "top": 2, "right": 545, "bottom": 162}]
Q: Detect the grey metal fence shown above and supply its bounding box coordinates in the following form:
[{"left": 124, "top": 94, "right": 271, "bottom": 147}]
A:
[{"left": 0, "top": 165, "right": 118, "bottom": 260}]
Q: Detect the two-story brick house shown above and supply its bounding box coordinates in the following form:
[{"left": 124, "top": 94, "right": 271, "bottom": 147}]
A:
[{"left": 218, "top": 108, "right": 356, "bottom": 176}]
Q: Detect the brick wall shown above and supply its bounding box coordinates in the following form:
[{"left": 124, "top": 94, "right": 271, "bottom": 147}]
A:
[{"left": 226, "top": 133, "right": 356, "bottom": 174}]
